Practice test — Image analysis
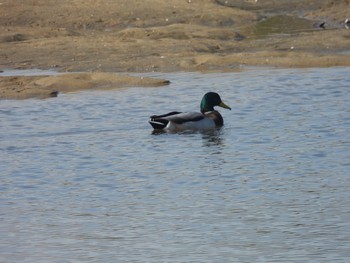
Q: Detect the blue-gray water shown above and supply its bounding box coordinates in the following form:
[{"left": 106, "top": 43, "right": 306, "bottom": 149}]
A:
[{"left": 1, "top": 67, "right": 349, "bottom": 262}]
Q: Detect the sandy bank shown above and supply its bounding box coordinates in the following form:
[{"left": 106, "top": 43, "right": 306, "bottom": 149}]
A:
[
  {"left": 0, "top": 73, "right": 169, "bottom": 99},
  {"left": 0, "top": 0, "right": 349, "bottom": 99}
]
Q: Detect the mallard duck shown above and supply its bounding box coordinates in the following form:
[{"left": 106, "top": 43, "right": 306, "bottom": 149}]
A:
[{"left": 149, "top": 92, "right": 231, "bottom": 131}]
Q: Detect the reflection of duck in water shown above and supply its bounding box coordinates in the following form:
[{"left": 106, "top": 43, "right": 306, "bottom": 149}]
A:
[{"left": 149, "top": 92, "right": 231, "bottom": 132}]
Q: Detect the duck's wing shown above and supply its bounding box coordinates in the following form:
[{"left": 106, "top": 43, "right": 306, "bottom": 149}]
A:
[
  {"left": 165, "top": 112, "right": 205, "bottom": 124},
  {"left": 149, "top": 111, "right": 205, "bottom": 129},
  {"left": 150, "top": 111, "right": 182, "bottom": 120}
]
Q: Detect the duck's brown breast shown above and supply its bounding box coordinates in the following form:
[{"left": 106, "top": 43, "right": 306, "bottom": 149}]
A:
[{"left": 204, "top": 111, "right": 224, "bottom": 127}]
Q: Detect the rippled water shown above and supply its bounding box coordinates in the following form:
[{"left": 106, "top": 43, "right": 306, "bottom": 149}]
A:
[{"left": 1, "top": 67, "right": 349, "bottom": 262}]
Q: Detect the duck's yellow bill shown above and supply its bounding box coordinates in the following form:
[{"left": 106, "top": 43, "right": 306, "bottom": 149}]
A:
[{"left": 219, "top": 101, "right": 231, "bottom": 110}]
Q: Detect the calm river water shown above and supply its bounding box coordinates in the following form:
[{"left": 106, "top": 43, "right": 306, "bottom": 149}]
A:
[{"left": 1, "top": 67, "right": 349, "bottom": 262}]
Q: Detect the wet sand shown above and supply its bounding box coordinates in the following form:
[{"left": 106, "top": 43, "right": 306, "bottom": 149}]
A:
[
  {"left": 1, "top": 0, "right": 349, "bottom": 99},
  {"left": 0, "top": 73, "right": 170, "bottom": 99}
]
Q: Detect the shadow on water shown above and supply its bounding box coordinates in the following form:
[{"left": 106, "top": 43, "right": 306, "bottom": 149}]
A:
[
  {"left": 201, "top": 129, "right": 225, "bottom": 148},
  {"left": 151, "top": 127, "right": 223, "bottom": 137},
  {"left": 151, "top": 127, "right": 226, "bottom": 151}
]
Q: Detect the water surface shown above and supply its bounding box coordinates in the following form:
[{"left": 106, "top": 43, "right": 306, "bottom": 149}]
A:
[{"left": 1, "top": 67, "right": 349, "bottom": 262}]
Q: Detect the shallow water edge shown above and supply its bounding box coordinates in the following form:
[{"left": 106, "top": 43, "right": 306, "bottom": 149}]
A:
[{"left": 0, "top": 71, "right": 170, "bottom": 100}]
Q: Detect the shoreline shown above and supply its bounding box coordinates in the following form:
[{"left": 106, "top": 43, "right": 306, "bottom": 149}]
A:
[
  {"left": 0, "top": 72, "right": 170, "bottom": 99},
  {"left": 1, "top": 0, "right": 349, "bottom": 99}
]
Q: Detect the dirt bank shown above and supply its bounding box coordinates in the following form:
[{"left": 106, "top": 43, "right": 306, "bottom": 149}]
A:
[
  {"left": 0, "top": 0, "right": 349, "bottom": 99},
  {"left": 0, "top": 73, "right": 169, "bottom": 99}
]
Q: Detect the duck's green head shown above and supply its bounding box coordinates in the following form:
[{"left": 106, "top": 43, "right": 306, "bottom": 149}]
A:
[{"left": 200, "top": 92, "right": 231, "bottom": 113}]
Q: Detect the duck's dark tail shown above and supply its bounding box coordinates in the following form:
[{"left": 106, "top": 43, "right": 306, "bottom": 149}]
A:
[
  {"left": 148, "top": 111, "right": 181, "bottom": 130},
  {"left": 149, "top": 119, "right": 168, "bottom": 129}
]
